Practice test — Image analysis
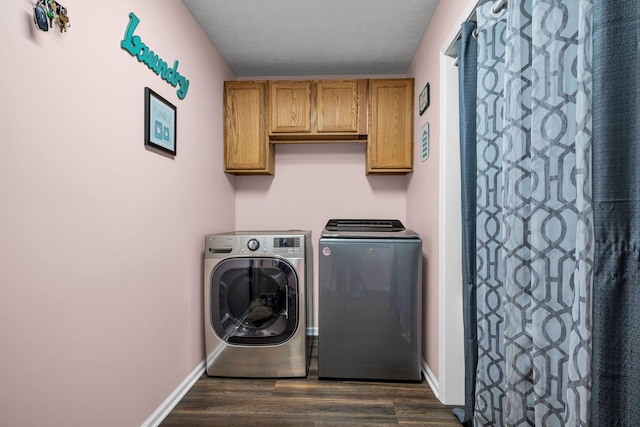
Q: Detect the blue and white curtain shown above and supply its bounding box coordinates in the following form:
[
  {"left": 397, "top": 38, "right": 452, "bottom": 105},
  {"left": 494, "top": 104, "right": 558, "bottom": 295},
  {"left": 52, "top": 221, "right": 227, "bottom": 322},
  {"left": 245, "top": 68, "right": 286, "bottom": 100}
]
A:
[{"left": 457, "top": 0, "right": 594, "bottom": 425}]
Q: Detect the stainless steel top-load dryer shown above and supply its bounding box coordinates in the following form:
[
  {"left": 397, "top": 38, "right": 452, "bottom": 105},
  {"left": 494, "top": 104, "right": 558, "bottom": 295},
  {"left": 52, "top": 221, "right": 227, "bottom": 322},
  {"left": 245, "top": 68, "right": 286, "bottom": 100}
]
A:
[{"left": 204, "top": 230, "right": 313, "bottom": 378}]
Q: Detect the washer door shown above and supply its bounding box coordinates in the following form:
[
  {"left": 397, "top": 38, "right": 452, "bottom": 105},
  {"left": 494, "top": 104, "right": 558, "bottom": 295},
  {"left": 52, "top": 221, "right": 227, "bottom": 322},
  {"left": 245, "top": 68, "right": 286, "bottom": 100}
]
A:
[{"left": 210, "top": 257, "right": 298, "bottom": 345}]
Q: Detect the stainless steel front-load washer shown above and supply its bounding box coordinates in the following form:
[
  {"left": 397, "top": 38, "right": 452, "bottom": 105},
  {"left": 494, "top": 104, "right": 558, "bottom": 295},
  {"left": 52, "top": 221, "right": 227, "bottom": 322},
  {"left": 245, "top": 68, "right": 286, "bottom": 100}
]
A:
[{"left": 204, "top": 231, "right": 312, "bottom": 378}]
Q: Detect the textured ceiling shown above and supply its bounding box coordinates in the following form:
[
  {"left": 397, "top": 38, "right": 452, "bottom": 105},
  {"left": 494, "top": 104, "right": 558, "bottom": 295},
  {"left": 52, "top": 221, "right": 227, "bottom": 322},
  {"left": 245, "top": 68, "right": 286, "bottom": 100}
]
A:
[{"left": 181, "top": 0, "right": 440, "bottom": 77}]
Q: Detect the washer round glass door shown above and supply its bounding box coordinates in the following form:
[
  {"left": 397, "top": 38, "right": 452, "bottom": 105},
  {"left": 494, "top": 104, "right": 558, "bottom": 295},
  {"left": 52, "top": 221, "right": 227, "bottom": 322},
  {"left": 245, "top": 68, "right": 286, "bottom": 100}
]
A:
[{"left": 210, "top": 257, "right": 299, "bottom": 345}]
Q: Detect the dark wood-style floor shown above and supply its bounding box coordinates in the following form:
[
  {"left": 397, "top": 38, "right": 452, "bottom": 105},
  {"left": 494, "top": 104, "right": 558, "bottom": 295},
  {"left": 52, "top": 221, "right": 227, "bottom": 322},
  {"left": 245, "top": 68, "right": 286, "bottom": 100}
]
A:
[{"left": 161, "top": 340, "right": 460, "bottom": 426}]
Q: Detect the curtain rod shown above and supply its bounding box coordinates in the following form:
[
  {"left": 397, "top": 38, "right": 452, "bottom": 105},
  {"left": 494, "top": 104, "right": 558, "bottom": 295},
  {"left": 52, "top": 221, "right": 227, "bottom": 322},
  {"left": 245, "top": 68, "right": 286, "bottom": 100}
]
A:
[{"left": 444, "top": 0, "right": 509, "bottom": 62}]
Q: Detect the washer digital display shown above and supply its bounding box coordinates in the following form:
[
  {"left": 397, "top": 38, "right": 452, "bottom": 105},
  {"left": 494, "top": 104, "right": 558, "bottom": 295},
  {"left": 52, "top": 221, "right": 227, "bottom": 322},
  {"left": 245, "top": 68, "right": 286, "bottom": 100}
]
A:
[{"left": 273, "top": 237, "right": 300, "bottom": 248}]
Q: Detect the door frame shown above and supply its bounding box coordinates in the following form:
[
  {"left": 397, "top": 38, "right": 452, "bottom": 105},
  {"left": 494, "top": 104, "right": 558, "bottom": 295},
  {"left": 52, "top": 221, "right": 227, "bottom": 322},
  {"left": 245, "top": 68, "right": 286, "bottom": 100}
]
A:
[{"left": 436, "top": 0, "right": 483, "bottom": 406}]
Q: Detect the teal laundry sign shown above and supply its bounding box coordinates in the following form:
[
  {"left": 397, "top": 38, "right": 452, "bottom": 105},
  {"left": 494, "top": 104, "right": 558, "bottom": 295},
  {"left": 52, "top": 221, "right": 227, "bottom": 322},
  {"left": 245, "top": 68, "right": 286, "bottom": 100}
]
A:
[{"left": 121, "top": 12, "right": 190, "bottom": 100}]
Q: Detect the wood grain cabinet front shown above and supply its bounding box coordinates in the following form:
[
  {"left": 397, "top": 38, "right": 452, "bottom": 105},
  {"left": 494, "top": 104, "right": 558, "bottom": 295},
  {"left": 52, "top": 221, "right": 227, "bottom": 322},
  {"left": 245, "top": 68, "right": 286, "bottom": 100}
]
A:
[
  {"left": 224, "top": 81, "right": 274, "bottom": 175},
  {"left": 316, "top": 80, "right": 365, "bottom": 133},
  {"left": 268, "top": 80, "right": 367, "bottom": 142},
  {"left": 269, "top": 80, "right": 312, "bottom": 133},
  {"left": 367, "top": 78, "right": 414, "bottom": 174}
]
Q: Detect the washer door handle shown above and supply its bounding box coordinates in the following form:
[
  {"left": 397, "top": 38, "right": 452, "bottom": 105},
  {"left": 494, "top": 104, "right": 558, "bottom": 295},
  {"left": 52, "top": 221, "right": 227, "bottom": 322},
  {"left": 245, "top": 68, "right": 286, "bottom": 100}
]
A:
[
  {"left": 280, "top": 285, "right": 289, "bottom": 320},
  {"left": 284, "top": 286, "right": 289, "bottom": 319}
]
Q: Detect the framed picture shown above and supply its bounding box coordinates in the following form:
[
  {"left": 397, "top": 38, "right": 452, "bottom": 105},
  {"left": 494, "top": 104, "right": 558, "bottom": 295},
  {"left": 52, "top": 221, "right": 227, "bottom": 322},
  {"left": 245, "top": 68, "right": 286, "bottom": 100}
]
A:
[
  {"left": 421, "top": 121, "right": 430, "bottom": 161},
  {"left": 145, "top": 87, "right": 177, "bottom": 156},
  {"left": 419, "top": 83, "right": 430, "bottom": 116}
]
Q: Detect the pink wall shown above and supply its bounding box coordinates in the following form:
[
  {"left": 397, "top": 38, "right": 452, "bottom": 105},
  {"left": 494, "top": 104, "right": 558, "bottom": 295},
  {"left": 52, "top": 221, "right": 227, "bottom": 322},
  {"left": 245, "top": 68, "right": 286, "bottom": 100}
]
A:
[
  {"left": 0, "top": 2, "right": 234, "bottom": 426},
  {"left": 406, "top": 0, "right": 469, "bottom": 381}
]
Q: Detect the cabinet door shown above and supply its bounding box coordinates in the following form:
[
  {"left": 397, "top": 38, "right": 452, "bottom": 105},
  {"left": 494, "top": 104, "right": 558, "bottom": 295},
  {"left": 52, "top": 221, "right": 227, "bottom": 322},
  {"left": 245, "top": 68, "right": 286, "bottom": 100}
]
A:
[
  {"left": 269, "top": 81, "right": 312, "bottom": 133},
  {"left": 316, "top": 80, "right": 359, "bottom": 133},
  {"left": 367, "top": 79, "right": 414, "bottom": 174},
  {"left": 224, "top": 81, "right": 274, "bottom": 174}
]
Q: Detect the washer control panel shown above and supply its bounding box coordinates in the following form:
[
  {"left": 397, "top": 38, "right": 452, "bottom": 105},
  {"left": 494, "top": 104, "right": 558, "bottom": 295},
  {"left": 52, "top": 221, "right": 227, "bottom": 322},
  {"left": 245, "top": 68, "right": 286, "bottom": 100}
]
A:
[{"left": 205, "top": 232, "right": 307, "bottom": 259}]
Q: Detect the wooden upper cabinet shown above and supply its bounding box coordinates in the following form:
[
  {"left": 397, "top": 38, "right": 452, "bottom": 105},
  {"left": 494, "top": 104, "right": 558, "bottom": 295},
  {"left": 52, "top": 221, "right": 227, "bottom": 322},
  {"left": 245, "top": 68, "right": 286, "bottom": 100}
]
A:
[
  {"left": 268, "top": 80, "right": 367, "bottom": 141},
  {"left": 269, "top": 81, "right": 312, "bottom": 133},
  {"left": 224, "top": 81, "right": 274, "bottom": 175},
  {"left": 367, "top": 78, "right": 414, "bottom": 174},
  {"left": 222, "top": 78, "right": 412, "bottom": 176},
  {"left": 316, "top": 80, "right": 359, "bottom": 133}
]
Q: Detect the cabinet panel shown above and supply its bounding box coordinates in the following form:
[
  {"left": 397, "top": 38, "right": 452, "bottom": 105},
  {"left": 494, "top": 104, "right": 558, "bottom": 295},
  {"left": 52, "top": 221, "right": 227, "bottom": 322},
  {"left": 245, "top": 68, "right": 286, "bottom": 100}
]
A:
[
  {"left": 269, "top": 81, "right": 312, "bottom": 133},
  {"left": 316, "top": 80, "right": 359, "bottom": 133},
  {"left": 367, "top": 79, "right": 414, "bottom": 174},
  {"left": 224, "top": 81, "right": 274, "bottom": 174}
]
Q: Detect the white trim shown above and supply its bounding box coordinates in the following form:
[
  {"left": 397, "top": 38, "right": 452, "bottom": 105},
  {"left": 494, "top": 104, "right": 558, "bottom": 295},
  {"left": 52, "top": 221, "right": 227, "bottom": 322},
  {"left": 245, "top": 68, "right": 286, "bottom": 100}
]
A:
[
  {"left": 422, "top": 358, "right": 440, "bottom": 399},
  {"left": 141, "top": 360, "right": 206, "bottom": 427},
  {"left": 437, "top": 52, "right": 464, "bottom": 405},
  {"left": 435, "top": 0, "right": 481, "bottom": 404}
]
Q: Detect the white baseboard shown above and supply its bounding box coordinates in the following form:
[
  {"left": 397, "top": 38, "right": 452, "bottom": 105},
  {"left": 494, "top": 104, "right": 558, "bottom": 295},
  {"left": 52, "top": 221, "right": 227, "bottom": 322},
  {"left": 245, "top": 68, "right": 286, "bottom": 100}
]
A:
[
  {"left": 141, "top": 360, "right": 206, "bottom": 427},
  {"left": 422, "top": 358, "right": 440, "bottom": 400}
]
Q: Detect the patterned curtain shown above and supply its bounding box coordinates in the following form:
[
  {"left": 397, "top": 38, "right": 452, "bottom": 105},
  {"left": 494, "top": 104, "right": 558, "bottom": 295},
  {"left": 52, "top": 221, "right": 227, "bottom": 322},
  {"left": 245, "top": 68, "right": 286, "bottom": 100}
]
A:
[
  {"left": 453, "top": 21, "right": 478, "bottom": 427},
  {"left": 467, "top": 1, "right": 594, "bottom": 425},
  {"left": 474, "top": 4, "right": 506, "bottom": 425},
  {"left": 591, "top": 1, "right": 640, "bottom": 425}
]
